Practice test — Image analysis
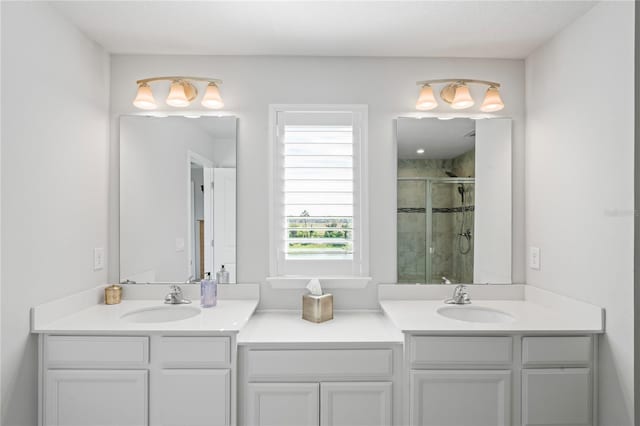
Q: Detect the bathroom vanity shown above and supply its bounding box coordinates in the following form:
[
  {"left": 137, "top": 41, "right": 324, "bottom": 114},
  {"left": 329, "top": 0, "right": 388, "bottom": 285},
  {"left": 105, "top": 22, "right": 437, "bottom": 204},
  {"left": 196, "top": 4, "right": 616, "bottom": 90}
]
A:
[
  {"left": 32, "top": 283, "right": 603, "bottom": 426},
  {"left": 32, "top": 287, "right": 258, "bottom": 426},
  {"left": 380, "top": 285, "right": 602, "bottom": 426},
  {"left": 236, "top": 311, "right": 404, "bottom": 426}
]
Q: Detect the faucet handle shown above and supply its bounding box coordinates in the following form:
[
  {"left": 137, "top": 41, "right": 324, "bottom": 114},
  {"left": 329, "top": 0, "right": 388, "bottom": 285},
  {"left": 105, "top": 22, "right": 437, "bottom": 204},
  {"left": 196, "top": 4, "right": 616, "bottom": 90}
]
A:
[
  {"left": 445, "top": 284, "right": 471, "bottom": 305},
  {"left": 164, "top": 285, "right": 191, "bottom": 304},
  {"left": 453, "top": 284, "right": 467, "bottom": 295}
]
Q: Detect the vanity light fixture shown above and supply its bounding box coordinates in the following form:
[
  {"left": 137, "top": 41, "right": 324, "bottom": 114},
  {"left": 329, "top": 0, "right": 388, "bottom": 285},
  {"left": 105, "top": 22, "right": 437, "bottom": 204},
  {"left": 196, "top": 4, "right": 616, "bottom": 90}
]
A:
[
  {"left": 415, "top": 79, "right": 504, "bottom": 112},
  {"left": 133, "top": 76, "right": 224, "bottom": 110},
  {"left": 416, "top": 148, "right": 425, "bottom": 154}
]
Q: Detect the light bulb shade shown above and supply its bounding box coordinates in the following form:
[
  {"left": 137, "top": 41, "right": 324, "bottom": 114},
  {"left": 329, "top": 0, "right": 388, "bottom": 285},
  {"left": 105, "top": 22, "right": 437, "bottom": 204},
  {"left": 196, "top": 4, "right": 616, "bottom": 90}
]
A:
[
  {"left": 480, "top": 86, "right": 505, "bottom": 112},
  {"left": 415, "top": 84, "right": 438, "bottom": 110},
  {"left": 166, "top": 80, "right": 196, "bottom": 107},
  {"left": 451, "top": 84, "right": 474, "bottom": 109},
  {"left": 201, "top": 83, "right": 224, "bottom": 109},
  {"left": 133, "top": 83, "right": 157, "bottom": 110}
]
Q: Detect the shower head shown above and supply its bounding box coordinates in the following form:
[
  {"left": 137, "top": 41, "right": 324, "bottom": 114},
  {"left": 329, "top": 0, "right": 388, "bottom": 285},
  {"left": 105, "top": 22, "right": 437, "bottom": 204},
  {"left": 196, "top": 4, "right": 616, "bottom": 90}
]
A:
[
  {"left": 445, "top": 170, "right": 458, "bottom": 177},
  {"left": 457, "top": 184, "right": 465, "bottom": 204}
]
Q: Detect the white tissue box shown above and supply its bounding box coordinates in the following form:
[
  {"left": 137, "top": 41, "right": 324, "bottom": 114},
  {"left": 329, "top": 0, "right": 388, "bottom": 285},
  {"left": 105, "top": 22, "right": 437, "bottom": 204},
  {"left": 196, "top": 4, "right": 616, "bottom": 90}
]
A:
[{"left": 302, "top": 293, "right": 333, "bottom": 323}]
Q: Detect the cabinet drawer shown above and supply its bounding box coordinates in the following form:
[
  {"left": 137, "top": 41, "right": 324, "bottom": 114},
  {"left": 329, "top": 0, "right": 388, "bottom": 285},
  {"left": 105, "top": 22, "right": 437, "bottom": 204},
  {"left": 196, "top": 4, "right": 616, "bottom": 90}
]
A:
[
  {"left": 246, "top": 349, "right": 393, "bottom": 380},
  {"left": 46, "top": 336, "right": 149, "bottom": 367},
  {"left": 522, "top": 337, "right": 592, "bottom": 366},
  {"left": 159, "top": 336, "right": 230, "bottom": 367},
  {"left": 410, "top": 336, "right": 512, "bottom": 366}
]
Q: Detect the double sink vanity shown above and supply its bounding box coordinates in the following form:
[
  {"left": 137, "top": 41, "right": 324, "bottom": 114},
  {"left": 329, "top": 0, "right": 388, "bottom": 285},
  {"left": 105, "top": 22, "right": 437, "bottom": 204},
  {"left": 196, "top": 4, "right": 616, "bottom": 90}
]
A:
[
  {"left": 32, "top": 282, "right": 603, "bottom": 426},
  {"left": 28, "top": 113, "right": 601, "bottom": 426}
]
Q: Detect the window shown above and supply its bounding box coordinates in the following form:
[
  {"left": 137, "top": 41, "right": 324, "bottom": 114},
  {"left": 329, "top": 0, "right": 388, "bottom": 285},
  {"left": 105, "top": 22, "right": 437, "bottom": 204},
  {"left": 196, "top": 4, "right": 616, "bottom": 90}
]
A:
[{"left": 270, "top": 105, "right": 368, "bottom": 276}]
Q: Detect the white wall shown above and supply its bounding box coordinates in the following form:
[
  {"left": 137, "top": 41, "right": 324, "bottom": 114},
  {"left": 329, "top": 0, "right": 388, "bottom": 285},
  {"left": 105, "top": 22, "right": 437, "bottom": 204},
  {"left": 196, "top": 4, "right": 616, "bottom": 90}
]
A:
[
  {"left": 525, "top": 2, "right": 634, "bottom": 424},
  {"left": 109, "top": 55, "right": 526, "bottom": 286},
  {"left": 0, "top": 3, "right": 110, "bottom": 425}
]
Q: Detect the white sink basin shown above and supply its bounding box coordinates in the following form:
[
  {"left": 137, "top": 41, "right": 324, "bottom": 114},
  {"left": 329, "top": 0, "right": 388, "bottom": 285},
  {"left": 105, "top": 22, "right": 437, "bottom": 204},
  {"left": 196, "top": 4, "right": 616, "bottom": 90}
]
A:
[
  {"left": 121, "top": 305, "right": 201, "bottom": 323},
  {"left": 436, "top": 305, "right": 515, "bottom": 323}
]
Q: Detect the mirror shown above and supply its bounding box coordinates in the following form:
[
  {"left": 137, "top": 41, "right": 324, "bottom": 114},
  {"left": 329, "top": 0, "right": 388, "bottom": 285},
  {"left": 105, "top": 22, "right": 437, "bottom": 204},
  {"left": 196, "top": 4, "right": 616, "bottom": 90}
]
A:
[
  {"left": 396, "top": 117, "right": 511, "bottom": 284},
  {"left": 120, "top": 116, "right": 237, "bottom": 284}
]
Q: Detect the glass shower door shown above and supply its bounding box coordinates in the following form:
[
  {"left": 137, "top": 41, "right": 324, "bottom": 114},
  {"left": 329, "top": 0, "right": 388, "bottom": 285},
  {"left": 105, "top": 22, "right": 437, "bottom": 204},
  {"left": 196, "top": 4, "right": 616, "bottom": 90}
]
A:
[
  {"left": 397, "top": 180, "right": 427, "bottom": 283},
  {"left": 397, "top": 178, "right": 474, "bottom": 284},
  {"left": 431, "top": 181, "right": 474, "bottom": 283}
]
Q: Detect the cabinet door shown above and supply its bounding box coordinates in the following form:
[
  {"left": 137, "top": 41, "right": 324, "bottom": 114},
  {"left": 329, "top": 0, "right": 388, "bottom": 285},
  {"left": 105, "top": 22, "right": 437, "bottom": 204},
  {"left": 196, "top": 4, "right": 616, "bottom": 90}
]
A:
[
  {"left": 410, "top": 370, "right": 511, "bottom": 426},
  {"left": 320, "top": 382, "right": 392, "bottom": 426},
  {"left": 522, "top": 369, "right": 591, "bottom": 426},
  {"left": 246, "top": 383, "right": 319, "bottom": 426},
  {"left": 155, "top": 369, "right": 230, "bottom": 426},
  {"left": 45, "top": 370, "right": 147, "bottom": 426}
]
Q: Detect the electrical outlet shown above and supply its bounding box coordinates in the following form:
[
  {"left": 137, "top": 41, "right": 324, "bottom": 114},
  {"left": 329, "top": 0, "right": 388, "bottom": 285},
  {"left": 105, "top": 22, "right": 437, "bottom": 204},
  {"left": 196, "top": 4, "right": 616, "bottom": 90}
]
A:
[
  {"left": 529, "top": 246, "right": 541, "bottom": 270},
  {"left": 93, "top": 248, "right": 105, "bottom": 271}
]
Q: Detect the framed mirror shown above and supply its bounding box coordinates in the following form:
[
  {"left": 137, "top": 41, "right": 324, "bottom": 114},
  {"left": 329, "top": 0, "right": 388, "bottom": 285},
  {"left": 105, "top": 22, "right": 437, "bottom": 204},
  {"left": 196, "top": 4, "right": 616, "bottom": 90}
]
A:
[
  {"left": 120, "top": 116, "right": 237, "bottom": 284},
  {"left": 396, "top": 117, "right": 511, "bottom": 284}
]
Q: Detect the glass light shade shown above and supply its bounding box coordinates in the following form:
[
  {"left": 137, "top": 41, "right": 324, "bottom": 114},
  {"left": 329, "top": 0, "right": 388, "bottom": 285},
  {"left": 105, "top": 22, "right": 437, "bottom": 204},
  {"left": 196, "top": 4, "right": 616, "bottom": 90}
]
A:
[
  {"left": 415, "top": 84, "right": 438, "bottom": 110},
  {"left": 166, "top": 80, "right": 191, "bottom": 107},
  {"left": 480, "top": 86, "right": 505, "bottom": 112},
  {"left": 201, "top": 83, "right": 224, "bottom": 109},
  {"left": 451, "top": 84, "right": 474, "bottom": 109},
  {"left": 132, "top": 83, "right": 157, "bottom": 110}
]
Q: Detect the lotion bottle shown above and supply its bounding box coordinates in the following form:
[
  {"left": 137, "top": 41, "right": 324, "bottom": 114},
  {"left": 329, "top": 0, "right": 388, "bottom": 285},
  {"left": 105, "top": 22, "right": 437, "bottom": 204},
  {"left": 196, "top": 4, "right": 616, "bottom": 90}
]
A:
[{"left": 216, "top": 265, "right": 230, "bottom": 284}]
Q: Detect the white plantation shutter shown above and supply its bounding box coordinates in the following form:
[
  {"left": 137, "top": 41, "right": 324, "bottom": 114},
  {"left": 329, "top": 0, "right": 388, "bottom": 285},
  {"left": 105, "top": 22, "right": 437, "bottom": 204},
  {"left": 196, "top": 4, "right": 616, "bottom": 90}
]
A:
[{"left": 272, "top": 107, "right": 367, "bottom": 276}]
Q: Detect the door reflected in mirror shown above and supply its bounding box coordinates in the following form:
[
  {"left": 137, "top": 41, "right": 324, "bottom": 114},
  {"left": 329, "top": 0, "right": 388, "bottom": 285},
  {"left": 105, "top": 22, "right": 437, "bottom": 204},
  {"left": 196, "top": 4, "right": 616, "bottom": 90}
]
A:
[
  {"left": 120, "top": 116, "right": 237, "bottom": 284},
  {"left": 396, "top": 117, "right": 512, "bottom": 284}
]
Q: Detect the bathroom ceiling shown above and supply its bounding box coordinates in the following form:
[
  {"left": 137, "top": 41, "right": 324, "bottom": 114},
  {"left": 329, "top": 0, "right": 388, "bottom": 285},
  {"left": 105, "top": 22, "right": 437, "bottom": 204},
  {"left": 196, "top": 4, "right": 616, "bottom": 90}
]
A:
[
  {"left": 50, "top": 1, "right": 596, "bottom": 58},
  {"left": 397, "top": 118, "right": 475, "bottom": 160}
]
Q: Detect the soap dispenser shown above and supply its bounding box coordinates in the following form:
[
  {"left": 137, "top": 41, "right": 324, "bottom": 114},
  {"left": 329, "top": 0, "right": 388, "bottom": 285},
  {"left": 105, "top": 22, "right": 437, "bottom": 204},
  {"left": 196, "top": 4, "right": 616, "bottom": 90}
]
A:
[{"left": 200, "top": 272, "right": 217, "bottom": 308}]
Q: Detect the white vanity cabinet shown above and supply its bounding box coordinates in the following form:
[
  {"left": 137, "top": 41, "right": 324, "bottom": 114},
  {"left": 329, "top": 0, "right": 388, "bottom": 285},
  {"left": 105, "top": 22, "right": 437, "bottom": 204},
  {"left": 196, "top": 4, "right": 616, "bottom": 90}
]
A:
[
  {"left": 246, "top": 381, "right": 392, "bottom": 426},
  {"left": 406, "top": 335, "right": 597, "bottom": 426},
  {"left": 239, "top": 345, "right": 402, "bottom": 426},
  {"left": 39, "top": 334, "right": 236, "bottom": 426},
  {"left": 521, "top": 337, "right": 594, "bottom": 426},
  {"left": 45, "top": 369, "right": 149, "bottom": 426}
]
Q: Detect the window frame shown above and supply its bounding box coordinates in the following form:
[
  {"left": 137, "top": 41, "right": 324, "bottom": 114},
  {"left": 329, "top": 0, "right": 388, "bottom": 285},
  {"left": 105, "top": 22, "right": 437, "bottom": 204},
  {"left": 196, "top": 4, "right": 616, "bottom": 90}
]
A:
[{"left": 268, "top": 104, "right": 369, "bottom": 277}]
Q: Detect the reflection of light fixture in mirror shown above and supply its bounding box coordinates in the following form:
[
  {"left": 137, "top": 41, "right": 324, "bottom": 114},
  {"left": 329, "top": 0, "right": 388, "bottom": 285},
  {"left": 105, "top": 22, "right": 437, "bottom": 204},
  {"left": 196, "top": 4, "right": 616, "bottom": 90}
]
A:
[
  {"left": 133, "top": 76, "right": 224, "bottom": 110},
  {"left": 415, "top": 84, "right": 438, "bottom": 110},
  {"left": 437, "top": 116, "right": 455, "bottom": 120},
  {"left": 415, "top": 79, "right": 504, "bottom": 112},
  {"left": 416, "top": 148, "right": 425, "bottom": 154}
]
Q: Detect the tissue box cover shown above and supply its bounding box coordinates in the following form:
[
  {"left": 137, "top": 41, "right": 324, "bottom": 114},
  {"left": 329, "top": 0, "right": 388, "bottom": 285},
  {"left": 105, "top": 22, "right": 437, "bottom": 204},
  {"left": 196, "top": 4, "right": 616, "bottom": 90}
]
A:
[{"left": 302, "top": 294, "right": 333, "bottom": 323}]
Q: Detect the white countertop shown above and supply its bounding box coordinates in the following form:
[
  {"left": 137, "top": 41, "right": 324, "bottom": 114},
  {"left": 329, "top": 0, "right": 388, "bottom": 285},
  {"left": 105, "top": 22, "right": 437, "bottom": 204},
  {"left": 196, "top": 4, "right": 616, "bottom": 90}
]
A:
[
  {"left": 237, "top": 310, "right": 404, "bottom": 344},
  {"left": 32, "top": 299, "right": 258, "bottom": 334},
  {"left": 380, "top": 299, "right": 604, "bottom": 334},
  {"left": 31, "top": 283, "right": 604, "bottom": 337}
]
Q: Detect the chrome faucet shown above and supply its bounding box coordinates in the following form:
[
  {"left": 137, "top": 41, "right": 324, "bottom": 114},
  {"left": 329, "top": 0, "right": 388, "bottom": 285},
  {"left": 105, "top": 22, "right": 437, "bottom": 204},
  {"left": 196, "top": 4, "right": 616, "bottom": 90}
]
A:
[
  {"left": 164, "top": 285, "right": 192, "bottom": 305},
  {"left": 445, "top": 284, "right": 471, "bottom": 305}
]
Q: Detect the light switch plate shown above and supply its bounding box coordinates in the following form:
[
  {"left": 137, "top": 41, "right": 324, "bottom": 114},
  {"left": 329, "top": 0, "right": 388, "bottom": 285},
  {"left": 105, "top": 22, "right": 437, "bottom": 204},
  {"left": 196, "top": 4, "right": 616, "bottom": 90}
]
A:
[
  {"left": 175, "top": 237, "right": 185, "bottom": 252},
  {"left": 529, "top": 246, "right": 541, "bottom": 270},
  {"left": 93, "top": 248, "right": 105, "bottom": 271}
]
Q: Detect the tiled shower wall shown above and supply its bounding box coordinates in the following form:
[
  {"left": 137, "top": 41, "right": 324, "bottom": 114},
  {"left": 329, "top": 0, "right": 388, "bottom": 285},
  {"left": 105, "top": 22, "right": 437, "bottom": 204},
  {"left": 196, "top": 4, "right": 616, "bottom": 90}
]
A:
[{"left": 397, "top": 149, "right": 475, "bottom": 283}]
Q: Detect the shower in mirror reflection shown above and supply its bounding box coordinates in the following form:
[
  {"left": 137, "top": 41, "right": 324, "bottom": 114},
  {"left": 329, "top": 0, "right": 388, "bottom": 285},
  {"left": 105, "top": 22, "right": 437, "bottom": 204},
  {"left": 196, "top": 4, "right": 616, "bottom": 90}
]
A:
[
  {"left": 395, "top": 116, "right": 513, "bottom": 285},
  {"left": 397, "top": 118, "right": 475, "bottom": 284}
]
